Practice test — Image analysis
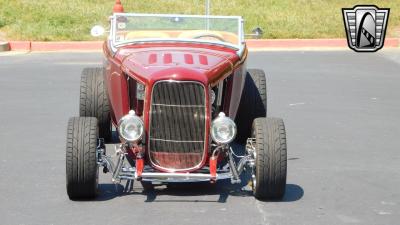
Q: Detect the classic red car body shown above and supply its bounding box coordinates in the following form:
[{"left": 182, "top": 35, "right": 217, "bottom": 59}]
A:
[
  {"left": 104, "top": 42, "right": 247, "bottom": 172},
  {"left": 66, "top": 3, "right": 287, "bottom": 201}
]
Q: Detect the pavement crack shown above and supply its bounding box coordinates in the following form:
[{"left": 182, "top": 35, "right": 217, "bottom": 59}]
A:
[{"left": 255, "top": 200, "right": 270, "bottom": 225}]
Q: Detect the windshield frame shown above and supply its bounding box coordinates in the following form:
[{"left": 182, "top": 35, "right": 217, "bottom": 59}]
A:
[{"left": 109, "top": 13, "right": 245, "bottom": 55}]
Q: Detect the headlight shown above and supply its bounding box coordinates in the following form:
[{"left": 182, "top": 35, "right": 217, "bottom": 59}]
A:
[
  {"left": 118, "top": 110, "right": 144, "bottom": 142},
  {"left": 211, "top": 112, "right": 236, "bottom": 144}
]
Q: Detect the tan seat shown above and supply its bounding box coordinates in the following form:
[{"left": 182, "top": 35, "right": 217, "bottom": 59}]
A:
[
  {"left": 125, "top": 31, "right": 171, "bottom": 39},
  {"left": 124, "top": 30, "right": 239, "bottom": 45},
  {"left": 178, "top": 30, "right": 239, "bottom": 45}
]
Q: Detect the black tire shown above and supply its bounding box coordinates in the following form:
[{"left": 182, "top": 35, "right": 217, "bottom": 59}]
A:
[
  {"left": 252, "top": 117, "right": 287, "bottom": 200},
  {"left": 235, "top": 69, "right": 267, "bottom": 143},
  {"left": 80, "top": 68, "right": 111, "bottom": 142},
  {"left": 66, "top": 117, "right": 99, "bottom": 199},
  {"left": 141, "top": 181, "right": 155, "bottom": 191}
]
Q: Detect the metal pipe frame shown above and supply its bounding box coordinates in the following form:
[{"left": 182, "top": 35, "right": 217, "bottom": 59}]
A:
[
  {"left": 97, "top": 142, "right": 255, "bottom": 184},
  {"left": 109, "top": 13, "right": 245, "bottom": 57}
]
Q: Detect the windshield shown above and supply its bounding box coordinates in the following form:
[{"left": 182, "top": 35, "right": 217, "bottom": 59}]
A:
[{"left": 111, "top": 13, "right": 243, "bottom": 49}]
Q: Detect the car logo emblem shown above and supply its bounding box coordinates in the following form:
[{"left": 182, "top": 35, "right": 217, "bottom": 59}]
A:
[{"left": 342, "top": 5, "right": 390, "bottom": 52}]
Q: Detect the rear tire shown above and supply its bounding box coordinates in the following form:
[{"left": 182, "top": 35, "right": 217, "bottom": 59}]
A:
[
  {"left": 252, "top": 117, "right": 287, "bottom": 200},
  {"left": 66, "top": 117, "right": 99, "bottom": 199},
  {"left": 80, "top": 68, "right": 111, "bottom": 142},
  {"left": 235, "top": 69, "right": 267, "bottom": 143}
]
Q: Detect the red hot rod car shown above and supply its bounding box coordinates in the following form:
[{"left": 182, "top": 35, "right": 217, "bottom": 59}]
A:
[{"left": 66, "top": 4, "right": 287, "bottom": 200}]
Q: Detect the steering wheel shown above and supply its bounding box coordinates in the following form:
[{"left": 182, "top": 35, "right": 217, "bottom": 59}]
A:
[{"left": 193, "top": 34, "right": 227, "bottom": 42}]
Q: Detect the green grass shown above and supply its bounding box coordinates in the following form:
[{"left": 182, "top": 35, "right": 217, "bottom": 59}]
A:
[{"left": 0, "top": 0, "right": 399, "bottom": 41}]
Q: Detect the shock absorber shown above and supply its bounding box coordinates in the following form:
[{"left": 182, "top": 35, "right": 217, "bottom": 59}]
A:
[
  {"left": 228, "top": 148, "right": 241, "bottom": 184},
  {"left": 112, "top": 144, "right": 126, "bottom": 183}
]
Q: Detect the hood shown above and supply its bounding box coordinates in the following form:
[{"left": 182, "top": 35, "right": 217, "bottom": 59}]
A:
[{"left": 117, "top": 44, "right": 241, "bottom": 86}]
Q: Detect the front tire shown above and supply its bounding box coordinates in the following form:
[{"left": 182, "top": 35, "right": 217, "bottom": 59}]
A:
[
  {"left": 252, "top": 118, "right": 287, "bottom": 200},
  {"left": 80, "top": 67, "right": 111, "bottom": 142},
  {"left": 66, "top": 117, "right": 99, "bottom": 199}
]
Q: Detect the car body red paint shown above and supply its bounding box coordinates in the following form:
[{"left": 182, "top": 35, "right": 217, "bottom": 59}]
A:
[
  {"left": 103, "top": 42, "right": 246, "bottom": 172},
  {"left": 66, "top": 11, "right": 287, "bottom": 201}
]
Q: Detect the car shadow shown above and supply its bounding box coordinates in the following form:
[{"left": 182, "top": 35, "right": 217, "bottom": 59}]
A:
[
  {"left": 141, "top": 178, "right": 303, "bottom": 203},
  {"left": 143, "top": 179, "right": 251, "bottom": 203},
  {"left": 257, "top": 183, "right": 304, "bottom": 203},
  {"left": 94, "top": 179, "right": 303, "bottom": 203}
]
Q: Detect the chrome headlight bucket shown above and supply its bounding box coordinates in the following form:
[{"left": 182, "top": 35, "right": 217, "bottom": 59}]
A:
[
  {"left": 211, "top": 112, "right": 237, "bottom": 144},
  {"left": 118, "top": 110, "right": 144, "bottom": 142}
]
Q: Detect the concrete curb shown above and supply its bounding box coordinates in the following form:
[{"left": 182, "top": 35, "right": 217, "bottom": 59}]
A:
[
  {"left": 5, "top": 38, "right": 400, "bottom": 51},
  {"left": 31, "top": 41, "right": 104, "bottom": 51},
  {"left": 8, "top": 41, "right": 31, "bottom": 51},
  {"left": 0, "top": 42, "right": 10, "bottom": 52},
  {"left": 246, "top": 38, "right": 400, "bottom": 50}
]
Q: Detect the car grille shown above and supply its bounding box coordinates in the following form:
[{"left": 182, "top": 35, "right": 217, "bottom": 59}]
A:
[{"left": 149, "top": 81, "right": 206, "bottom": 170}]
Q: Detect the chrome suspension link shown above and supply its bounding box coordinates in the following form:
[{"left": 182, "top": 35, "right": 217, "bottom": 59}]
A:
[
  {"left": 228, "top": 139, "right": 258, "bottom": 184},
  {"left": 112, "top": 144, "right": 126, "bottom": 183},
  {"left": 245, "top": 138, "right": 257, "bottom": 188},
  {"left": 96, "top": 138, "right": 116, "bottom": 174},
  {"left": 228, "top": 147, "right": 241, "bottom": 184}
]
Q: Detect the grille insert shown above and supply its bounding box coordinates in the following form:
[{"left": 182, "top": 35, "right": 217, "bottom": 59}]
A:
[{"left": 149, "top": 81, "right": 206, "bottom": 170}]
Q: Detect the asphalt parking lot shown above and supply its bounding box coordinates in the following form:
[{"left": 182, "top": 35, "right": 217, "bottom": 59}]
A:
[{"left": 0, "top": 49, "right": 399, "bottom": 225}]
